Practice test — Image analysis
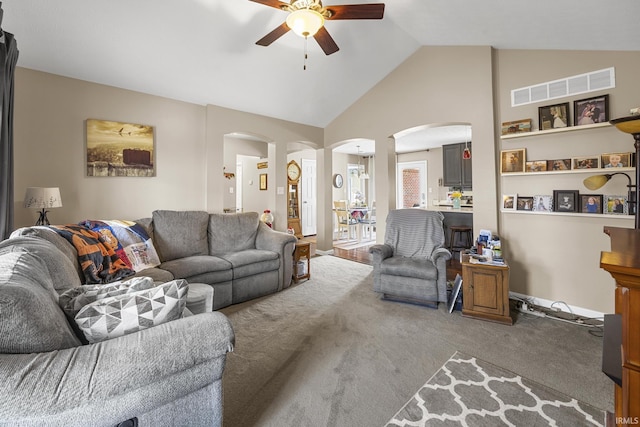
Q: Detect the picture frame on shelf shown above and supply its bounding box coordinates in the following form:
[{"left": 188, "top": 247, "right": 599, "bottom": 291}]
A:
[
  {"left": 516, "top": 196, "right": 534, "bottom": 211},
  {"left": 500, "top": 148, "right": 526, "bottom": 173},
  {"left": 525, "top": 160, "right": 547, "bottom": 172},
  {"left": 580, "top": 194, "right": 603, "bottom": 214},
  {"left": 259, "top": 173, "right": 267, "bottom": 190},
  {"left": 602, "top": 152, "right": 631, "bottom": 168},
  {"left": 547, "top": 159, "right": 571, "bottom": 171},
  {"left": 574, "top": 94, "right": 609, "bottom": 126},
  {"left": 538, "top": 102, "right": 570, "bottom": 130},
  {"left": 553, "top": 190, "right": 579, "bottom": 213},
  {"left": 604, "top": 195, "right": 628, "bottom": 215},
  {"left": 533, "top": 195, "right": 553, "bottom": 212},
  {"left": 502, "top": 194, "right": 516, "bottom": 210},
  {"left": 501, "top": 119, "right": 532, "bottom": 135},
  {"left": 571, "top": 156, "right": 600, "bottom": 169}
]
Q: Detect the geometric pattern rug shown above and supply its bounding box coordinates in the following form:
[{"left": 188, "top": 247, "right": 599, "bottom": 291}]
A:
[{"left": 385, "top": 351, "right": 605, "bottom": 427}]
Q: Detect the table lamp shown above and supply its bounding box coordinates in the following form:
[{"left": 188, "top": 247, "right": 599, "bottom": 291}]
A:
[{"left": 23, "top": 187, "right": 62, "bottom": 226}]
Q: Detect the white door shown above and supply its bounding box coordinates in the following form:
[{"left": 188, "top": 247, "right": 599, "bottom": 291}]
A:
[
  {"left": 301, "top": 159, "right": 317, "bottom": 236},
  {"left": 397, "top": 161, "right": 427, "bottom": 209}
]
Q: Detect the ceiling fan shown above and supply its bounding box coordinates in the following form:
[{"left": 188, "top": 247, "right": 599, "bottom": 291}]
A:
[{"left": 251, "top": 0, "right": 385, "bottom": 55}]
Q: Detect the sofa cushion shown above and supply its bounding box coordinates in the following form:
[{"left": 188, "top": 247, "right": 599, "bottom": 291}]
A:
[
  {"left": 59, "top": 276, "right": 156, "bottom": 318},
  {"left": 0, "top": 247, "right": 82, "bottom": 353},
  {"left": 10, "top": 226, "right": 84, "bottom": 286},
  {"left": 160, "top": 255, "right": 233, "bottom": 283},
  {"left": 74, "top": 279, "right": 189, "bottom": 343},
  {"left": 1, "top": 236, "right": 82, "bottom": 293},
  {"left": 152, "top": 210, "right": 209, "bottom": 262},
  {"left": 133, "top": 267, "right": 175, "bottom": 283},
  {"left": 379, "top": 256, "right": 438, "bottom": 280},
  {"left": 218, "top": 249, "right": 280, "bottom": 279},
  {"left": 208, "top": 212, "right": 259, "bottom": 255}
]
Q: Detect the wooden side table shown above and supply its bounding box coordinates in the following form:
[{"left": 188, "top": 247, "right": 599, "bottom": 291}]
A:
[
  {"left": 461, "top": 259, "right": 512, "bottom": 325},
  {"left": 293, "top": 241, "right": 311, "bottom": 283}
]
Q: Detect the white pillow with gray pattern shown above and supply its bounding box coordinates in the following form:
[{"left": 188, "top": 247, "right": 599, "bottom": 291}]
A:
[{"left": 74, "top": 279, "right": 189, "bottom": 343}]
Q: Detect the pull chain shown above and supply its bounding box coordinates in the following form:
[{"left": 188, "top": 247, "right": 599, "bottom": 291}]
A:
[{"left": 303, "top": 36, "right": 308, "bottom": 71}]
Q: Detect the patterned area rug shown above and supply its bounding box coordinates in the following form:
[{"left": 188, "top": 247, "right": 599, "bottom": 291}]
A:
[{"left": 386, "top": 352, "right": 605, "bottom": 427}]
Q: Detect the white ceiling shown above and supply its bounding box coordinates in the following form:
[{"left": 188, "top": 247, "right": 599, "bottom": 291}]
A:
[{"left": 4, "top": 0, "right": 639, "bottom": 154}]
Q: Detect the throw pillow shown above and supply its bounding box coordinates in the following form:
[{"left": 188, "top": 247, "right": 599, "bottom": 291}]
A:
[
  {"left": 74, "top": 279, "right": 188, "bottom": 343},
  {"left": 59, "top": 276, "right": 156, "bottom": 318}
]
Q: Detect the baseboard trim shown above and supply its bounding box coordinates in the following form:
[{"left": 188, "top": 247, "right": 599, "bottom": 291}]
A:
[{"left": 509, "top": 291, "right": 605, "bottom": 320}]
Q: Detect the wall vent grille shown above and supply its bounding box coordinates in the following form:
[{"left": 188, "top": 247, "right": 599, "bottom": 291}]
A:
[{"left": 511, "top": 67, "right": 615, "bottom": 107}]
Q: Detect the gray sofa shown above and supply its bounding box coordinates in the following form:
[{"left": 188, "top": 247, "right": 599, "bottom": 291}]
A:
[
  {"left": 13, "top": 210, "right": 298, "bottom": 310},
  {"left": 0, "top": 234, "right": 235, "bottom": 426}
]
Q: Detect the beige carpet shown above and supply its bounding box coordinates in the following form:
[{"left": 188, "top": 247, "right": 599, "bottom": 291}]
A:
[{"left": 220, "top": 255, "right": 612, "bottom": 427}]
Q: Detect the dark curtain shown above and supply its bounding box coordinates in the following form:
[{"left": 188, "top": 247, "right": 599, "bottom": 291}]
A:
[{"left": 0, "top": 3, "right": 18, "bottom": 241}]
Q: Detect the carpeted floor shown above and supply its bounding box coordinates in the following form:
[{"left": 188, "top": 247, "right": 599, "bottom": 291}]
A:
[
  {"left": 386, "top": 351, "right": 605, "bottom": 426},
  {"left": 220, "top": 255, "right": 613, "bottom": 427}
]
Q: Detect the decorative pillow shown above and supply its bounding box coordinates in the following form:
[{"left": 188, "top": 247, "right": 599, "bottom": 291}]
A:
[
  {"left": 59, "top": 276, "right": 156, "bottom": 318},
  {"left": 74, "top": 279, "right": 188, "bottom": 343},
  {"left": 79, "top": 220, "right": 161, "bottom": 272}
]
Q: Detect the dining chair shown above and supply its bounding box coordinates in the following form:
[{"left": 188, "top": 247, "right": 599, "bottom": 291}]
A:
[
  {"left": 334, "top": 200, "right": 358, "bottom": 240},
  {"left": 360, "top": 201, "right": 376, "bottom": 240}
]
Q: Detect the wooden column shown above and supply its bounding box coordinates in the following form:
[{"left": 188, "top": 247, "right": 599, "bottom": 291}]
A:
[{"left": 600, "top": 226, "right": 640, "bottom": 419}]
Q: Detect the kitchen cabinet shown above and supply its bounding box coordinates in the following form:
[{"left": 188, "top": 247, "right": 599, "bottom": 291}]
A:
[{"left": 443, "top": 142, "right": 472, "bottom": 189}]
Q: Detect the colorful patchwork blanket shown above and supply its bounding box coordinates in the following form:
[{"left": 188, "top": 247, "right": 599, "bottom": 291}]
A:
[
  {"left": 78, "top": 220, "right": 161, "bottom": 273},
  {"left": 51, "top": 224, "right": 135, "bottom": 284}
]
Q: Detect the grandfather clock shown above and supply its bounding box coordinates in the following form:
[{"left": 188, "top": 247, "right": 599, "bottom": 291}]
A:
[{"left": 287, "top": 160, "right": 302, "bottom": 238}]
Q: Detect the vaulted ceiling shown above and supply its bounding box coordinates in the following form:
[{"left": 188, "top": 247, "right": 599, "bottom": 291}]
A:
[{"left": 4, "top": 0, "right": 639, "bottom": 133}]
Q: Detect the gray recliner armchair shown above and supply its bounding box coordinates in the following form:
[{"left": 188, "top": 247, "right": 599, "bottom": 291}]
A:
[{"left": 369, "top": 209, "right": 451, "bottom": 307}]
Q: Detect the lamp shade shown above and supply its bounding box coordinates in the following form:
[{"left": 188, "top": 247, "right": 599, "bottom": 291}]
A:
[
  {"left": 286, "top": 9, "right": 324, "bottom": 38},
  {"left": 583, "top": 175, "right": 610, "bottom": 191},
  {"left": 24, "top": 187, "right": 62, "bottom": 209}
]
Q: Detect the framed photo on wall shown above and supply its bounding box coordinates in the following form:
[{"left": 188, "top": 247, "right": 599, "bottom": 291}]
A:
[
  {"left": 574, "top": 94, "right": 609, "bottom": 126},
  {"left": 553, "top": 190, "right": 579, "bottom": 212},
  {"left": 604, "top": 195, "right": 628, "bottom": 215},
  {"left": 533, "top": 195, "right": 553, "bottom": 212},
  {"left": 525, "top": 160, "right": 547, "bottom": 172},
  {"left": 547, "top": 159, "right": 571, "bottom": 171},
  {"left": 571, "top": 156, "right": 600, "bottom": 169},
  {"left": 538, "top": 102, "right": 570, "bottom": 130},
  {"left": 516, "top": 196, "right": 534, "bottom": 211},
  {"left": 259, "top": 173, "right": 268, "bottom": 190},
  {"left": 502, "top": 194, "right": 516, "bottom": 210},
  {"left": 501, "top": 119, "right": 532, "bottom": 135},
  {"left": 580, "top": 194, "right": 603, "bottom": 214},
  {"left": 500, "top": 149, "right": 526, "bottom": 173},
  {"left": 602, "top": 152, "right": 631, "bottom": 168}
]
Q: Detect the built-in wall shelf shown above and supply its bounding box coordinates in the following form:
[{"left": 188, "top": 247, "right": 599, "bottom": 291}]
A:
[
  {"left": 502, "top": 167, "right": 635, "bottom": 177},
  {"left": 500, "top": 122, "right": 612, "bottom": 140},
  {"left": 501, "top": 209, "right": 634, "bottom": 219}
]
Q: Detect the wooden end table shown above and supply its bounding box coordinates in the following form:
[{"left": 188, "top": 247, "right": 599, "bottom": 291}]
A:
[
  {"left": 293, "top": 241, "right": 311, "bottom": 283},
  {"left": 461, "top": 258, "right": 512, "bottom": 325}
]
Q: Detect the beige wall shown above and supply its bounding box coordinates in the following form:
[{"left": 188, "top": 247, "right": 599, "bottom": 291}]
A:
[
  {"left": 14, "top": 68, "right": 207, "bottom": 227},
  {"left": 495, "top": 50, "right": 640, "bottom": 313},
  {"left": 324, "top": 46, "right": 498, "bottom": 249},
  {"left": 12, "top": 47, "right": 640, "bottom": 313}
]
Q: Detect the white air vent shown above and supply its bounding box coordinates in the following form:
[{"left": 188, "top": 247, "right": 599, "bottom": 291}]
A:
[{"left": 511, "top": 67, "right": 615, "bottom": 107}]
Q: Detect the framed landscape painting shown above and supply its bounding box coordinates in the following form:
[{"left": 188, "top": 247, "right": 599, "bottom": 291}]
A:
[{"left": 86, "top": 119, "right": 155, "bottom": 177}]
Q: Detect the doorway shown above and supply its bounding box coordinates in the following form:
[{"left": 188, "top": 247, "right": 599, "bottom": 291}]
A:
[
  {"left": 301, "top": 158, "right": 317, "bottom": 236},
  {"left": 397, "top": 161, "right": 427, "bottom": 208}
]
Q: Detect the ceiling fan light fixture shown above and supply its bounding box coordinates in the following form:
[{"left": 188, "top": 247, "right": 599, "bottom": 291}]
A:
[{"left": 286, "top": 8, "right": 324, "bottom": 38}]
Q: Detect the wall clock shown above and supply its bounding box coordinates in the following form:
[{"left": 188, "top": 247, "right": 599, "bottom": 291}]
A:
[
  {"left": 287, "top": 160, "right": 301, "bottom": 182},
  {"left": 333, "top": 173, "right": 343, "bottom": 188}
]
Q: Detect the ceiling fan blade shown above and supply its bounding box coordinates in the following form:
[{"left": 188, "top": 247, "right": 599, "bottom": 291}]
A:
[
  {"left": 314, "top": 26, "right": 339, "bottom": 55},
  {"left": 248, "top": 0, "right": 289, "bottom": 11},
  {"left": 325, "top": 3, "right": 385, "bottom": 20},
  {"left": 256, "top": 22, "right": 290, "bottom": 46}
]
